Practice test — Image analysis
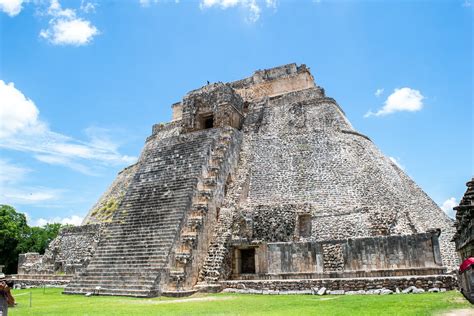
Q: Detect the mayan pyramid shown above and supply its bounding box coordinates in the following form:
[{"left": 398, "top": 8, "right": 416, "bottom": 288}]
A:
[{"left": 43, "top": 63, "right": 457, "bottom": 296}]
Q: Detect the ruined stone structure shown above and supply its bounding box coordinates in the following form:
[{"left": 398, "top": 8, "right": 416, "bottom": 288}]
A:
[
  {"left": 452, "top": 178, "right": 474, "bottom": 303},
  {"left": 453, "top": 178, "right": 474, "bottom": 260},
  {"left": 19, "top": 64, "right": 458, "bottom": 296}
]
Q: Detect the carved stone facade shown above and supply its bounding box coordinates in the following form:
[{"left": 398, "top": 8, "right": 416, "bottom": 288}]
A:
[
  {"left": 453, "top": 178, "right": 474, "bottom": 260},
  {"left": 19, "top": 63, "right": 458, "bottom": 296},
  {"left": 452, "top": 178, "right": 474, "bottom": 303}
]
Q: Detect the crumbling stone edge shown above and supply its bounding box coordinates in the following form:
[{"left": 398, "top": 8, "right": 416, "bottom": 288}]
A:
[{"left": 219, "top": 275, "right": 457, "bottom": 295}]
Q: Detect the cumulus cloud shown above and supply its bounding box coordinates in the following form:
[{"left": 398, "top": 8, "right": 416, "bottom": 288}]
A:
[
  {"left": 40, "top": 0, "right": 99, "bottom": 46},
  {"left": 374, "top": 88, "right": 384, "bottom": 97},
  {"left": 0, "top": 0, "right": 23, "bottom": 16},
  {"left": 388, "top": 156, "right": 405, "bottom": 171},
  {"left": 0, "top": 80, "right": 136, "bottom": 175},
  {"left": 200, "top": 0, "right": 275, "bottom": 23},
  {"left": 365, "top": 87, "right": 424, "bottom": 117},
  {"left": 440, "top": 197, "right": 457, "bottom": 218},
  {"left": 34, "top": 215, "right": 83, "bottom": 227},
  {"left": 0, "top": 81, "right": 40, "bottom": 138}
]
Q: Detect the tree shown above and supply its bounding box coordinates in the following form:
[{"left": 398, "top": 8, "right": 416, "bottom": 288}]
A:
[
  {"left": 17, "top": 223, "right": 63, "bottom": 255},
  {"left": 0, "top": 205, "right": 29, "bottom": 274},
  {"left": 0, "top": 205, "right": 65, "bottom": 274}
]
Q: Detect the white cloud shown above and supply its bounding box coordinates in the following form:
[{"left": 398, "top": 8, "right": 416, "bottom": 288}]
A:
[
  {"left": 388, "top": 156, "right": 405, "bottom": 171},
  {"left": 200, "top": 0, "right": 264, "bottom": 23},
  {"left": 0, "top": 159, "right": 62, "bottom": 205},
  {"left": 139, "top": 0, "right": 152, "bottom": 6},
  {"left": 374, "top": 88, "right": 384, "bottom": 97},
  {"left": 0, "top": 159, "right": 31, "bottom": 185},
  {"left": 40, "top": 0, "right": 99, "bottom": 46},
  {"left": 0, "top": 0, "right": 23, "bottom": 16},
  {"left": 80, "top": 0, "right": 95, "bottom": 13},
  {"left": 0, "top": 80, "right": 41, "bottom": 138},
  {"left": 0, "top": 81, "right": 136, "bottom": 175},
  {"left": 265, "top": 0, "right": 276, "bottom": 9},
  {"left": 34, "top": 215, "right": 83, "bottom": 227},
  {"left": 365, "top": 87, "right": 424, "bottom": 117},
  {"left": 140, "top": 0, "right": 180, "bottom": 6},
  {"left": 440, "top": 197, "right": 457, "bottom": 218},
  {"left": 462, "top": 0, "right": 472, "bottom": 7}
]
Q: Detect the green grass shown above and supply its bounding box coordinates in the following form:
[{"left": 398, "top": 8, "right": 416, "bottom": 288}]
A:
[{"left": 9, "top": 288, "right": 473, "bottom": 316}]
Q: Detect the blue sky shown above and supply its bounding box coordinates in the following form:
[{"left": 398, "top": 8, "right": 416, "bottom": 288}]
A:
[{"left": 0, "top": 0, "right": 472, "bottom": 226}]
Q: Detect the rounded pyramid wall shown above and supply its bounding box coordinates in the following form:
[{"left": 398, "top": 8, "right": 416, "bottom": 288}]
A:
[{"left": 239, "top": 87, "right": 457, "bottom": 269}]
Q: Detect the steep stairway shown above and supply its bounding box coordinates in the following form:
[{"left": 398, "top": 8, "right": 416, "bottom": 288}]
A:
[
  {"left": 64, "top": 128, "right": 227, "bottom": 297},
  {"left": 163, "top": 127, "right": 242, "bottom": 295}
]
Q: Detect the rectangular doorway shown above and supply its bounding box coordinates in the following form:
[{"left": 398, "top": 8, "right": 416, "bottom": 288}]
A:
[{"left": 240, "top": 248, "right": 256, "bottom": 274}]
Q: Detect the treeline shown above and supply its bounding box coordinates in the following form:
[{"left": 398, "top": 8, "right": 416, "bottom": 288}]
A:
[{"left": 0, "top": 205, "right": 65, "bottom": 274}]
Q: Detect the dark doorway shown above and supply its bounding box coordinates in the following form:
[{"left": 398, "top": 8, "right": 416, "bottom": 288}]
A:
[
  {"left": 298, "top": 214, "right": 312, "bottom": 238},
  {"left": 203, "top": 115, "right": 214, "bottom": 129},
  {"left": 240, "top": 248, "right": 255, "bottom": 274}
]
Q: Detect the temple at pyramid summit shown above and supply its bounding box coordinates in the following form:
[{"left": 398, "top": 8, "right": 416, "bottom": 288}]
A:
[{"left": 15, "top": 64, "right": 459, "bottom": 296}]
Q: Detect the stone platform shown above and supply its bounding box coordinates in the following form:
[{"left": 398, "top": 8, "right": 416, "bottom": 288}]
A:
[
  {"left": 7, "top": 274, "right": 73, "bottom": 287},
  {"left": 220, "top": 274, "right": 457, "bottom": 292}
]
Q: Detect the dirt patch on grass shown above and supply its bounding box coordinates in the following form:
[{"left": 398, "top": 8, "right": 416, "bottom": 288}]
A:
[
  {"left": 125, "top": 296, "right": 236, "bottom": 305},
  {"left": 319, "top": 297, "right": 340, "bottom": 301}
]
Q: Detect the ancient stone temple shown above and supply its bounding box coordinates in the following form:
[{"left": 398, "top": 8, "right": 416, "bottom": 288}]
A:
[{"left": 18, "top": 64, "right": 458, "bottom": 296}]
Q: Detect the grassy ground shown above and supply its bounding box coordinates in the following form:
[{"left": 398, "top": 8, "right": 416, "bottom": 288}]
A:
[{"left": 8, "top": 288, "right": 473, "bottom": 316}]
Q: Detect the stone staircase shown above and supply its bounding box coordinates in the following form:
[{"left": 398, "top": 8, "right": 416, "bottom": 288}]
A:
[
  {"left": 163, "top": 127, "right": 242, "bottom": 295},
  {"left": 197, "top": 137, "right": 252, "bottom": 287},
  {"left": 64, "top": 128, "right": 227, "bottom": 297}
]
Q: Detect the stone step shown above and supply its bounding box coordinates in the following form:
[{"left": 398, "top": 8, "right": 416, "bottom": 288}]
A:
[
  {"left": 198, "top": 190, "right": 213, "bottom": 199},
  {"left": 181, "top": 232, "right": 198, "bottom": 246},
  {"left": 102, "top": 233, "right": 176, "bottom": 240},
  {"left": 90, "top": 253, "right": 168, "bottom": 260},
  {"left": 104, "top": 229, "right": 179, "bottom": 237},
  {"left": 105, "top": 226, "right": 180, "bottom": 232},
  {"left": 95, "top": 244, "right": 170, "bottom": 251},
  {"left": 169, "top": 268, "right": 185, "bottom": 279},
  {"left": 175, "top": 251, "right": 192, "bottom": 264},
  {"left": 96, "top": 243, "right": 172, "bottom": 251},
  {"left": 92, "top": 251, "right": 168, "bottom": 258},
  {"left": 208, "top": 166, "right": 221, "bottom": 174},
  {"left": 202, "top": 177, "right": 217, "bottom": 186},
  {"left": 103, "top": 229, "right": 178, "bottom": 236},
  {"left": 64, "top": 287, "right": 155, "bottom": 297},
  {"left": 108, "top": 216, "right": 184, "bottom": 223},
  {"left": 91, "top": 255, "right": 167, "bottom": 262},
  {"left": 81, "top": 268, "right": 163, "bottom": 275},
  {"left": 85, "top": 266, "right": 165, "bottom": 273},
  {"left": 187, "top": 216, "right": 204, "bottom": 229},
  {"left": 98, "top": 239, "right": 174, "bottom": 247},
  {"left": 191, "top": 204, "right": 209, "bottom": 213},
  {"left": 108, "top": 216, "right": 185, "bottom": 225},
  {"left": 71, "top": 277, "right": 157, "bottom": 285},
  {"left": 89, "top": 256, "right": 168, "bottom": 264}
]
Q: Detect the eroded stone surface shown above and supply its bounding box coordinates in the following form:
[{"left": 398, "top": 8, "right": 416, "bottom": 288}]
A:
[{"left": 17, "top": 63, "right": 459, "bottom": 296}]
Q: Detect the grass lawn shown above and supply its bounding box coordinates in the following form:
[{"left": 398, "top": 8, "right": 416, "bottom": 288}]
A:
[{"left": 8, "top": 288, "right": 473, "bottom": 316}]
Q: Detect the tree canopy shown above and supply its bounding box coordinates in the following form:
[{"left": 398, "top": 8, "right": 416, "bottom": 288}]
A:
[{"left": 0, "top": 205, "right": 65, "bottom": 274}]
